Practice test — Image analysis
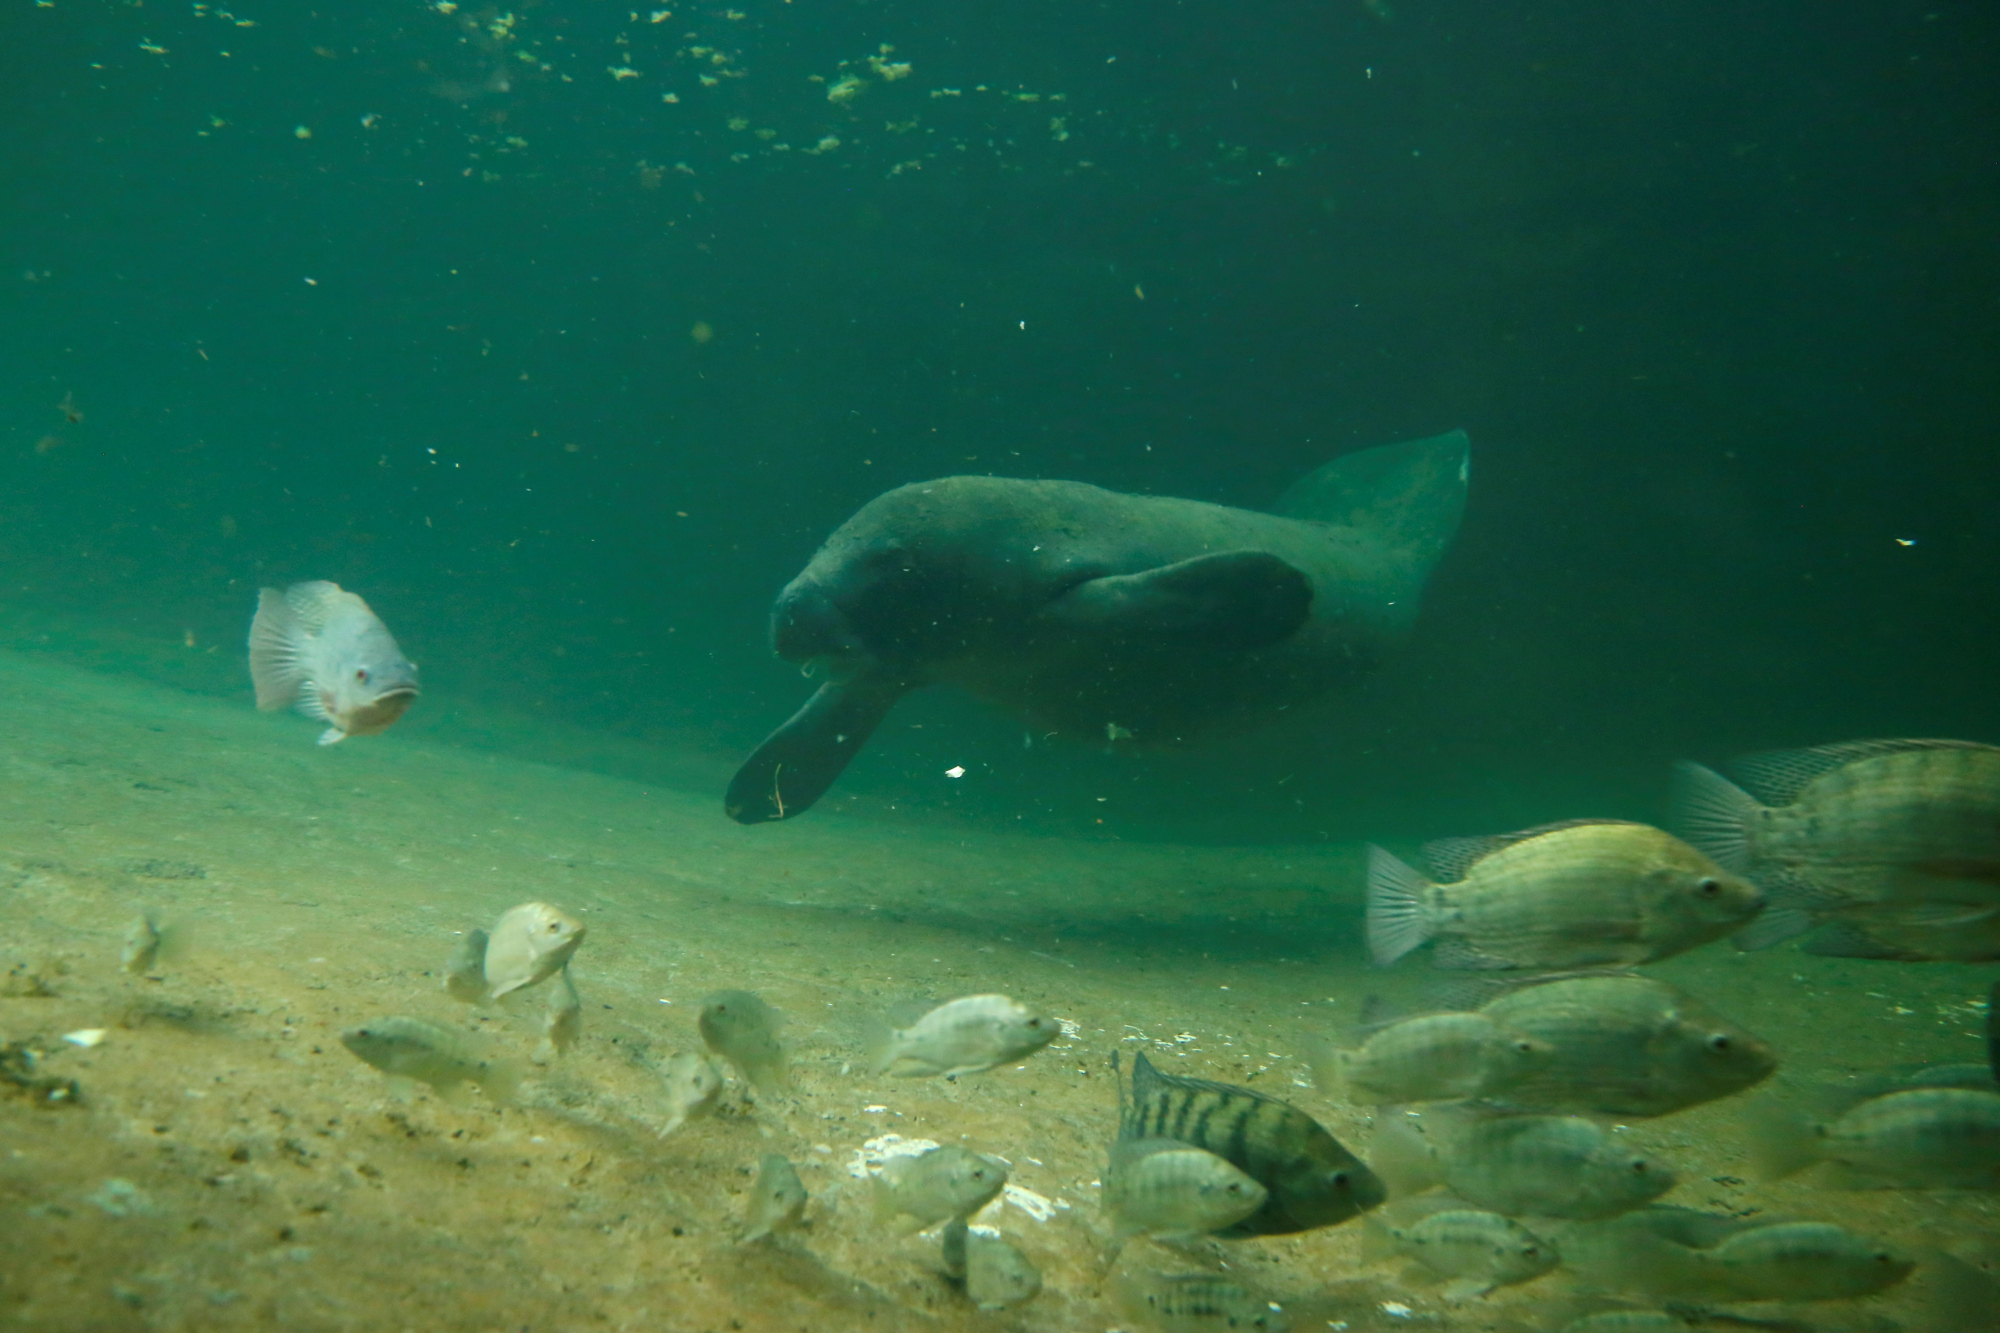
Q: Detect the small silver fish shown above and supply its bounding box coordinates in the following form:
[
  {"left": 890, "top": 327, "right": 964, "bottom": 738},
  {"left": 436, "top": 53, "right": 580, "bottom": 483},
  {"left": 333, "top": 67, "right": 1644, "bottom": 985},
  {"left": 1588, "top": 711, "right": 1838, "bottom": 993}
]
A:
[
  {"left": 442, "top": 928, "right": 489, "bottom": 1003},
  {"left": 535, "top": 966, "right": 581, "bottom": 1062},
  {"left": 1111, "top": 1271, "right": 1292, "bottom": 1333},
  {"left": 483, "top": 902, "right": 585, "bottom": 999},
  {"left": 699, "top": 989, "right": 788, "bottom": 1092},
  {"left": 1368, "top": 1205, "right": 1559, "bottom": 1299},
  {"left": 1749, "top": 1086, "right": 2000, "bottom": 1189},
  {"left": 1671, "top": 739, "right": 2000, "bottom": 950},
  {"left": 1103, "top": 1137, "right": 1269, "bottom": 1239},
  {"left": 875, "top": 994, "right": 1057, "bottom": 1078},
  {"left": 1318, "top": 1011, "right": 1550, "bottom": 1104},
  {"left": 870, "top": 1145, "right": 1007, "bottom": 1232},
  {"left": 248, "top": 580, "right": 419, "bottom": 745},
  {"left": 961, "top": 1230, "right": 1041, "bottom": 1310},
  {"left": 1435, "top": 1114, "right": 1676, "bottom": 1220},
  {"left": 120, "top": 912, "right": 161, "bottom": 976},
  {"left": 341, "top": 1016, "right": 517, "bottom": 1103},
  {"left": 656, "top": 1050, "right": 724, "bottom": 1136},
  {"left": 1367, "top": 821, "right": 1765, "bottom": 970},
  {"left": 741, "top": 1153, "right": 808, "bottom": 1242}
]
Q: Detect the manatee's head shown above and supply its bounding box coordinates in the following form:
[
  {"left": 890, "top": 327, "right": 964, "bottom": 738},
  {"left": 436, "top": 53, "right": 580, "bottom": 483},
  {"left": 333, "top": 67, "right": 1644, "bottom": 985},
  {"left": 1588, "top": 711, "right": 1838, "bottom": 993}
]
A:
[{"left": 770, "top": 574, "right": 869, "bottom": 665}]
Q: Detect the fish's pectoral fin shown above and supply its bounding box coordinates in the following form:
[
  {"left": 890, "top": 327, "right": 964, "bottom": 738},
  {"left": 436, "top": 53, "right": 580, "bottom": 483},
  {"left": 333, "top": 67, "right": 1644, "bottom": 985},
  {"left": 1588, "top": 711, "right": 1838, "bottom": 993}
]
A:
[
  {"left": 725, "top": 669, "right": 911, "bottom": 824},
  {"left": 248, "top": 587, "right": 310, "bottom": 710},
  {"left": 1801, "top": 921, "right": 1923, "bottom": 961},
  {"left": 316, "top": 726, "right": 346, "bottom": 746},
  {"left": 1040, "top": 550, "right": 1311, "bottom": 649},
  {"left": 1366, "top": 845, "right": 1435, "bottom": 966}
]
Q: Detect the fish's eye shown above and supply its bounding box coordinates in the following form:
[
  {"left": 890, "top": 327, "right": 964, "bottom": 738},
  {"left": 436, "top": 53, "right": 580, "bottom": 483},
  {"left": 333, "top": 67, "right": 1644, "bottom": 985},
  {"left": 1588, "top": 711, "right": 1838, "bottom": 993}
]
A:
[
  {"left": 1695, "top": 877, "right": 1721, "bottom": 897},
  {"left": 1708, "top": 1034, "right": 1732, "bottom": 1052},
  {"left": 1514, "top": 1039, "right": 1536, "bottom": 1054},
  {"left": 1329, "top": 1171, "right": 1349, "bottom": 1188},
  {"left": 1630, "top": 1159, "right": 1648, "bottom": 1173},
  {"left": 1522, "top": 1246, "right": 1540, "bottom": 1259},
  {"left": 354, "top": 667, "right": 369, "bottom": 683}
]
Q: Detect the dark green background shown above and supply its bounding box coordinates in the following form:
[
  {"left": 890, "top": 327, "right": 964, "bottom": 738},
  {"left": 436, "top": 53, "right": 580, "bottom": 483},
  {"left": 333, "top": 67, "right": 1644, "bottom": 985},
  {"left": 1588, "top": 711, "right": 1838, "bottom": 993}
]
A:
[{"left": 4, "top": 0, "right": 1994, "bottom": 842}]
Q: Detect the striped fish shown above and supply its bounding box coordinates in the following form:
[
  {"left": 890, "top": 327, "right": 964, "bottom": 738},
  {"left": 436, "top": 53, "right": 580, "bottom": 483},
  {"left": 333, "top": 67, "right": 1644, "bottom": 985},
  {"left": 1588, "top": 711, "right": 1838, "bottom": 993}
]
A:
[{"left": 1119, "top": 1050, "right": 1384, "bottom": 1235}]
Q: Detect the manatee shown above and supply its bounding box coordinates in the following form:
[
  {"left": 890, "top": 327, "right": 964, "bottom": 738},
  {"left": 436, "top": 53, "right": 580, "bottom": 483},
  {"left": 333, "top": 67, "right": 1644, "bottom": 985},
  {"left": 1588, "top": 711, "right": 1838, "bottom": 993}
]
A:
[{"left": 725, "top": 431, "right": 1470, "bottom": 823}]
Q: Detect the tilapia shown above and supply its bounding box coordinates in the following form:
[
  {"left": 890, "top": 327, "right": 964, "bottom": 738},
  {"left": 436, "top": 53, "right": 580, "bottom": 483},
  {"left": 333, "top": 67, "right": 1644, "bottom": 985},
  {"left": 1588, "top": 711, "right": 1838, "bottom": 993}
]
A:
[
  {"left": 741, "top": 1153, "right": 808, "bottom": 1242},
  {"left": 699, "top": 989, "right": 788, "bottom": 1092},
  {"left": 1112, "top": 1271, "right": 1292, "bottom": 1333},
  {"left": 442, "top": 928, "right": 490, "bottom": 1003},
  {"left": 870, "top": 1144, "right": 1007, "bottom": 1232},
  {"left": 1102, "top": 1137, "right": 1269, "bottom": 1239},
  {"left": 874, "top": 994, "right": 1057, "bottom": 1078},
  {"left": 1802, "top": 912, "right": 2000, "bottom": 962},
  {"left": 341, "top": 1016, "right": 518, "bottom": 1103},
  {"left": 1474, "top": 971, "right": 1777, "bottom": 1116},
  {"left": 248, "top": 580, "right": 419, "bottom": 745},
  {"left": 1671, "top": 739, "right": 2000, "bottom": 950},
  {"left": 120, "top": 912, "right": 161, "bottom": 976},
  {"left": 656, "top": 1050, "right": 724, "bottom": 1136},
  {"left": 1367, "top": 821, "right": 1765, "bottom": 970},
  {"left": 1748, "top": 1085, "right": 2000, "bottom": 1189},
  {"left": 1317, "top": 1011, "right": 1550, "bottom": 1104},
  {"left": 1119, "top": 1050, "right": 1384, "bottom": 1235},
  {"left": 1433, "top": 1114, "right": 1675, "bottom": 1219},
  {"left": 535, "top": 966, "right": 581, "bottom": 1062},
  {"left": 954, "top": 1226, "right": 1041, "bottom": 1310},
  {"left": 483, "top": 902, "right": 585, "bottom": 1000},
  {"left": 1572, "top": 1210, "right": 1913, "bottom": 1303},
  {"left": 1366, "top": 1203, "right": 1558, "bottom": 1299}
]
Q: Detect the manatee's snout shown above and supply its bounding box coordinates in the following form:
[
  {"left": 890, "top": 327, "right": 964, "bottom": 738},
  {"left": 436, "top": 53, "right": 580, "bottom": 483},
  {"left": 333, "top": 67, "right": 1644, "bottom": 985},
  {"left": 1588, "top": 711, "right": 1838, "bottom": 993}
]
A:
[{"left": 770, "top": 579, "right": 865, "bottom": 663}]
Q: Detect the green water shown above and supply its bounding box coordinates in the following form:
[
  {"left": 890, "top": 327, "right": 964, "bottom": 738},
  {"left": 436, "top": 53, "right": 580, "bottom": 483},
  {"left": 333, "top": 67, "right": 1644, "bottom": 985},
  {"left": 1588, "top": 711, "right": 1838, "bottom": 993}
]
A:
[{"left": 1, "top": 3, "right": 1996, "bottom": 1330}]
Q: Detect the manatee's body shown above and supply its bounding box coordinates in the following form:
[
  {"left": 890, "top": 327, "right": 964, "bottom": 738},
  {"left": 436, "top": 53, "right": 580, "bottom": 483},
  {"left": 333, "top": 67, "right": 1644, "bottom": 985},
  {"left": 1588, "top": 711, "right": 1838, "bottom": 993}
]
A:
[{"left": 726, "top": 432, "right": 1469, "bottom": 823}]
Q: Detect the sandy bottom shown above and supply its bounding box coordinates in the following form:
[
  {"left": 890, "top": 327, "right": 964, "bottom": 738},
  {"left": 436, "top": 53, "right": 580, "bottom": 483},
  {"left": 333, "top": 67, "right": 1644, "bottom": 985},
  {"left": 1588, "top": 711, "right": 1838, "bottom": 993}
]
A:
[{"left": 0, "top": 647, "right": 1994, "bottom": 1332}]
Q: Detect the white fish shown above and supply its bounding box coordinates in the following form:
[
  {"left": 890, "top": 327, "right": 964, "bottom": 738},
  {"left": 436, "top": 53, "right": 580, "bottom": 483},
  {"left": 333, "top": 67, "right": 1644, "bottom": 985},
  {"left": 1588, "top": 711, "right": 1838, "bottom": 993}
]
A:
[
  {"left": 657, "top": 1050, "right": 724, "bottom": 1136},
  {"left": 248, "top": 580, "right": 419, "bottom": 745},
  {"left": 875, "top": 994, "right": 1058, "bottom": 1078},
  {"left": 483, "top": 901, "right": 585, "bottom": 999},
  {"left": 741, "top": 1153, "right": 808, "bottom": 1242},
  {"left": 120, "top": 912, "right": 161, "bottom": 976},
  {"left": 341, "top": 1016, "right": 518, "bottom": 1104}
]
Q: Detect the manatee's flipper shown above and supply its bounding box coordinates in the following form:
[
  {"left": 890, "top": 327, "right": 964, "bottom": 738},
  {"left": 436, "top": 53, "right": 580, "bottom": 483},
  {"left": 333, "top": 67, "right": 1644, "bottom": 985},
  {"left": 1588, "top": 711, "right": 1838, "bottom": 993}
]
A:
[
  {"left": 1275, "top": 430, "right": 1470, "bottom": 577},
  {"left": 726, "top": 670, "right": 910, "bottom": 823},
  {"left": 1039, "top": 550, "right": 1311, "bottom": 649}
]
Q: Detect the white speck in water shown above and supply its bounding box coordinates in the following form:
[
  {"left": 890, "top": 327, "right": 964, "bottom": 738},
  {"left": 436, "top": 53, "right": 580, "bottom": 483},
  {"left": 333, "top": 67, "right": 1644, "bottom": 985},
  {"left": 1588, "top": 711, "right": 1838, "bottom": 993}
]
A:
[{"left": 62, "top": 1029, "right": 106, "bottom": 1048}]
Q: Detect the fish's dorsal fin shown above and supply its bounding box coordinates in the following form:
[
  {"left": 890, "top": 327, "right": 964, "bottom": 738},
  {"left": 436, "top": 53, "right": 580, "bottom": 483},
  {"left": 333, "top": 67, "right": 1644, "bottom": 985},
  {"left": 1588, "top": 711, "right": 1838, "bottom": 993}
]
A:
[
  {"left": 1729, "top": 738, "right": 1999, "bottom": 806},
  {"left": 1272, "top": 430, "right": 1469, "bottom": 573},
  {"left": 1420, "top": 819, "right": 1643, "bottom": 882},
  {"left": 282, "top": 580, "right": 360, "bottom": 637}
]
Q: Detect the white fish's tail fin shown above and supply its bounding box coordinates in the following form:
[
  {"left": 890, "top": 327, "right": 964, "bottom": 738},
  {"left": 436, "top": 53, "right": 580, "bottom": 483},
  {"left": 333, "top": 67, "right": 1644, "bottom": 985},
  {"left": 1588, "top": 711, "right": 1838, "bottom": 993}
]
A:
[
  {"left": 1273, "top": 430, "right": 1469, "bottom": 581},
  {"left": 1742, "top": 1099, "right": 1821, "bottom": 1182},
  {"left": 1667, "top": 760, "right": 1761, "bottom": 874},
  {"left": 248, "top": 587, "right": 310, "bottom": 710},
  {"left": 1366, "top": 845, "right": 1435, "bottom": 966}
]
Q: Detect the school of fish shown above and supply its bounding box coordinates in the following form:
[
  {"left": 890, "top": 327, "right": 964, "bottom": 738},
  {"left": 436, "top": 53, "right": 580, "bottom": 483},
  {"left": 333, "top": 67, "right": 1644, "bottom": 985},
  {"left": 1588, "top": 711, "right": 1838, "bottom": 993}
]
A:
[{"left": 159, "top": 591, "right": 2000, "bottom": 1327}]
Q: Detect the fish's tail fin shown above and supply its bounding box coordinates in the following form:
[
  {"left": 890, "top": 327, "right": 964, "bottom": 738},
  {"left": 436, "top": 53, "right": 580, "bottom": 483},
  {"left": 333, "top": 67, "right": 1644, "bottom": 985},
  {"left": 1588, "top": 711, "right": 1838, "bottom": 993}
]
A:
[
  {"left": 1667, "top": 760, "right": 1762, "bottom": 874},
  {"left": 1741, "top": 1099, "right": 1822, "bottom": 1182},
  {"left": 1366, "top": 845, "right": 1435, "bottom": 966},
  {"left": 1272, "top": 430, "right": 1469, "bottom": 582},
  {"left": 1302, "top": 1037, "right": 1347, "bottom": 1098},
  {"left": 248, "top": 587, "right": 309, "bottom": 710}
]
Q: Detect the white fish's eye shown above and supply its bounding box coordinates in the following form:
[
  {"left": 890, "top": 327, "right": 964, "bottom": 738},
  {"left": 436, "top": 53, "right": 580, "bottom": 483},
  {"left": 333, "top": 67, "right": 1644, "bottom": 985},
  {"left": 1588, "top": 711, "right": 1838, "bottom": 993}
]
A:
[
  {"left": 1707, "top": 1034, "right": 1732, "bottom": 1053},
  {"left": 355, "top": 667, "right": 369, "bottom": 683},
  {"left": 1695, "top": 877, "right": 1722, "bottom": 897},
  {"left": 1630, "top": 1159, "right": 1648, "bottom": 1173}
]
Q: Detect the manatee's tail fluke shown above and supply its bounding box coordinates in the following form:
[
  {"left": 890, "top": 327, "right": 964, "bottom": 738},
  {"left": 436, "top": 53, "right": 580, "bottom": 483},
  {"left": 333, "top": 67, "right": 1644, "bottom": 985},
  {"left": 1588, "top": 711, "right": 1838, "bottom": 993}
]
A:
[
  {"left": 725, "top": 668, "right": 910, "bottom": 824},
  {"left": 1273, "top": 430, "right": 1470, "bottom": 579}
]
